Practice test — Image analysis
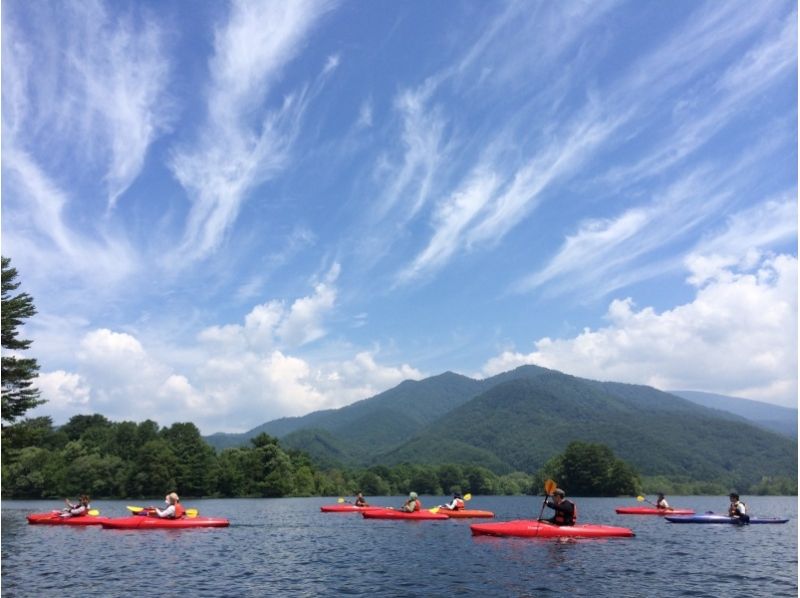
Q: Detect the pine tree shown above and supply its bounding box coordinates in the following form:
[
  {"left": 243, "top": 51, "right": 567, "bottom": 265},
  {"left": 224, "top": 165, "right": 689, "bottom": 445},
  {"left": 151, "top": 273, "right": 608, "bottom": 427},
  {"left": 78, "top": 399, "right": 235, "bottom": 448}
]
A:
[{"left": 2, "top": 256, "right": 44, "bottom": 424}]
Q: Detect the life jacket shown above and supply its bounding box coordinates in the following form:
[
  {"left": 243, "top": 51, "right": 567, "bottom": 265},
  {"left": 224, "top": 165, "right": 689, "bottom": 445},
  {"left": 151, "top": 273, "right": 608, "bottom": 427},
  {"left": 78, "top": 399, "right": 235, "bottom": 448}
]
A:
[
  {"left": 553, "top": 499, "right": 577, "bottom": 526},
  {"left": 173, "top": 503, "right": 186, "bottom": 519},
  {"left": 412, "top": 499, "right": 421, "bottom": 512},
  {"left": 729, "top": 501, "right": 746, "bottom": 517},
  {"left": 71, "top": 504, "right": 89, "bottom": 517},
  {"left": 453, "top": 498, "right": 465, "bottom": 510}
]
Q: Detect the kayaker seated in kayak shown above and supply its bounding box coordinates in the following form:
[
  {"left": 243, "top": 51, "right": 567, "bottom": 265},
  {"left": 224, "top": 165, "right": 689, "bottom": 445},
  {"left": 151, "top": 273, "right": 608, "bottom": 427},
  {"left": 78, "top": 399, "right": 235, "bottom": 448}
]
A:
[
  {"left": 656, "top": 493, "right": 670, "bottom": 509},
  {"left": 442, "top": 493, "right": 465, "bottom": 511},
  {"left": 154, "top": 492, "right": 186, "bottom": 519},
  {"left": 354, "top": 492, "right": 369, "bottom": 507},
  {"left": 542, "top": 488, "right": 576, "bottom": 526},
  {"left": 61, "top": 494, "right": 91, "bottom": 517},
  {"left": 728, "top": 493, "right": 749, "bottom": 523},
  {"left": 400, "top": 492, "right": 421, "bottom": 512}
]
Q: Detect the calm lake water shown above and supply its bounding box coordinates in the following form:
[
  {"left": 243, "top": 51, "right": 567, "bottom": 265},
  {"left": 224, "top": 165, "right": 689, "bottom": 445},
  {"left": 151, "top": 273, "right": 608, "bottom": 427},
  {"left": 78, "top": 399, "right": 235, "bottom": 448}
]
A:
[{"left": 2, "top": 496, "right": 796, "bottom": 597}]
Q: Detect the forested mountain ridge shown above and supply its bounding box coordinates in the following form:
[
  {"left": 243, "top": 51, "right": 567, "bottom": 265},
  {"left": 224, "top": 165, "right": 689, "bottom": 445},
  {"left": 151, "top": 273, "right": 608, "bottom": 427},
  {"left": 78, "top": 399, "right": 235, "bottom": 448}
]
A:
[
  {"left": 204, "top": 365, "right": 796, "bottom": 492},
  {"left": 379, "top": 372, "right": 796, "bottom": 491},
  {"left": 205, "top": 371, "right": 487, "bottom": 451}
]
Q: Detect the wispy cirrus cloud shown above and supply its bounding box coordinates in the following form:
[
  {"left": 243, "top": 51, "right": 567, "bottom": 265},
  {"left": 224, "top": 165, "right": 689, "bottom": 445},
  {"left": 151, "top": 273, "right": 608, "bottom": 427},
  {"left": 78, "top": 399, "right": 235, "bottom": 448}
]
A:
[
  {"left": 2, "top": 1, "right": 172, "bottom": 210},
  {"left": 170, "top": 0, "right": 335, "bottom": 261},
  {"left": 386, "top": 0, "right": 792, "bottom": 288},
  {"left": 2, "top": 149, "right": 137, "bottom": 289}
]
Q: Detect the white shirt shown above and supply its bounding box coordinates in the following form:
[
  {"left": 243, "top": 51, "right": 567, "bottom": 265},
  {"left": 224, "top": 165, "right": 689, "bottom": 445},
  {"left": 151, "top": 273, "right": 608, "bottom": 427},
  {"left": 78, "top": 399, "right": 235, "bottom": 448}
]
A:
[{"left": 155, "top": 504, "right": 176, "bottom": 518}]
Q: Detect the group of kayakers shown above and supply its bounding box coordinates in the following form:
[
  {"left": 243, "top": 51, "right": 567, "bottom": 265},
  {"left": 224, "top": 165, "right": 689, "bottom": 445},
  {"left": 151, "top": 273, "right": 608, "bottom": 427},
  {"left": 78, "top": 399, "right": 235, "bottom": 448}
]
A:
[
  {"left": 347, "top": 488, "right": 750, "bottom": 526},
  {"left": 60, "top": 491, "right": 187, "bottom": 519},
  {"left": 60, "top": 488, "right": 751, "bottom": 524}
]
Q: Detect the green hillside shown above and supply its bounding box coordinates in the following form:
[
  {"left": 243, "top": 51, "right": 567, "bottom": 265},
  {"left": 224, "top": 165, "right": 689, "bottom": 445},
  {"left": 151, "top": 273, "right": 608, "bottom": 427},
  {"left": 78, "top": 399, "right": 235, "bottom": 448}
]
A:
[
  {"left": 381, "top": 372, "right": 797, "bottom": 490},
  {"left": 205, "top": 371, "right": 486, "bottom": 453}
]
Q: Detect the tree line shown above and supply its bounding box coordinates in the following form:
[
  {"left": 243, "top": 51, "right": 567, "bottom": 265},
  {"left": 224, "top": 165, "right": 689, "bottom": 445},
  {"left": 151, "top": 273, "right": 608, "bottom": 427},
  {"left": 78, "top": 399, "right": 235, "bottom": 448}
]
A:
[{"left": 2, "top": 413, "right": 648, "bottom": 499}]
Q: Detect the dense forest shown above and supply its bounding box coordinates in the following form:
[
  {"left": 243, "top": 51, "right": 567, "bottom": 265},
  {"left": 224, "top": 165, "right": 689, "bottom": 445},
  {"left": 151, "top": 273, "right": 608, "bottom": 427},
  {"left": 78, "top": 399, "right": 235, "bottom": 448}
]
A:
[{"left": 2, "top": 414, "right": 651, "bottom": 499}]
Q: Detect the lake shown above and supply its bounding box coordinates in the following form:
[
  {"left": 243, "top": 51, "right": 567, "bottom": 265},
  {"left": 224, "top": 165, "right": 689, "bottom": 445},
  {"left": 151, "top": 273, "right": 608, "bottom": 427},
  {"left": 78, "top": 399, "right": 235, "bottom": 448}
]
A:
[{"left": 2, "top": 496, "right": 796, "bottom": 596}]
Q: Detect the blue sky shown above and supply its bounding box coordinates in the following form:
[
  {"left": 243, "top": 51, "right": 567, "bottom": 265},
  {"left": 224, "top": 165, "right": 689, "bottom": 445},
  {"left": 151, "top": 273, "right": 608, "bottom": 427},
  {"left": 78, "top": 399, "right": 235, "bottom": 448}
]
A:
[{"left": 2, "top": 0, "right": 796, "bottom": 433}]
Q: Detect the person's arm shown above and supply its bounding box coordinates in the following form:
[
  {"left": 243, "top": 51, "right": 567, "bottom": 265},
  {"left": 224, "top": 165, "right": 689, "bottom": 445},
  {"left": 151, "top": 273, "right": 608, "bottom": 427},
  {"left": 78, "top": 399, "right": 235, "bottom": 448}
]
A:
[{"left": 155, "top": 505, "right": 176, "bottom": 518}]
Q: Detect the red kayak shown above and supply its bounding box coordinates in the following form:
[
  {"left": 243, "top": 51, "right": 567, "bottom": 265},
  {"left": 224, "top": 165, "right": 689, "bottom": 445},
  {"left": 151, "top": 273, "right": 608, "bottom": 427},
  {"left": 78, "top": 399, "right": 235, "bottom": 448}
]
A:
[
  {"left": 27, "top": 512, "right": 110, "bottom": 526},
  {"left": 101, "top": 516, "right": 229, "bottom": 529},
  {"left": 362, "top": 509, "right": 448, "bottom": 521},
  {"left": 615, "top": 507, "right": 695, "bottom": 515},
  {"left": 470, "top": 520, "right": 635, "bottom": 538},
  {"left": 437, "top": 509, "right": 495, "bottom": 518},
  {"left": 320, "top": 504, "right": 384, "bottom": 513}
]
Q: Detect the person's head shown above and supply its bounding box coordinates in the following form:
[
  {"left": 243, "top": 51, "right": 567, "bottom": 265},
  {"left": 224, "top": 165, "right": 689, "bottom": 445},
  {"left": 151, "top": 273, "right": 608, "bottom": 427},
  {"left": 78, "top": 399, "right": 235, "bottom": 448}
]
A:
[
  {"left": 356, "top": 492, "right": 363, "bottom": 498},
  {"left": 553, "top": 488, "right": 566, "bottom": 502},
  {"left": 454, "top": 493, "right": 462, "bottom": 499},
  {"left": 657, "top": 493, "right": 665, "bottom": 500},
  {"left": 729, "top": 493, "right": 739, "bottom": 501},
  {"left": 167, "top": 492, "right": 180, "bottom": 505},
  {"left": 80, "top": 494, "right": 90, "bottom": 505},
  {"left": 409, "top": 492, "right": 418, "bottom": 500}
]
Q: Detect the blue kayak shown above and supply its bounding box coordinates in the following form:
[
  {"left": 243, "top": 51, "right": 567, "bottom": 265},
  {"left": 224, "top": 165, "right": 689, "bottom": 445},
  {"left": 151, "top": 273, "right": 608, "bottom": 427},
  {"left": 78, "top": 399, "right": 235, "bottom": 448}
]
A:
[{"left": 665, "top": 514, "right": 788, "bottom": 524}]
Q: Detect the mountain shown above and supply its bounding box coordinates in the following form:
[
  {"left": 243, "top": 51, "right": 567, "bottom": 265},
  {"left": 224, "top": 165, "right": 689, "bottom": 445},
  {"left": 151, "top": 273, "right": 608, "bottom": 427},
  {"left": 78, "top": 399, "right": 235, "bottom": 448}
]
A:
[
  {"left": 670, "top": 390, "right": 797, "bottom": 438},
  {"left": 381, "top": 372, "right": 796, "bottom": 487},
  {"left": 205, "top": 371, "right": 488, "bottom": 453},
  {"left": 204, "top": 365, "right": 796, "bottom": 490}
]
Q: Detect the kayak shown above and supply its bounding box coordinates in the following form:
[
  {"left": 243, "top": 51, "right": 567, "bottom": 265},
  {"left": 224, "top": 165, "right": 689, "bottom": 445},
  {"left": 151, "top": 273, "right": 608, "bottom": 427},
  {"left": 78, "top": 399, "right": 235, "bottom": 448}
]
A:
[
  {"left": 101, "top": 516, "right": 229, "bottom": 529},
  {"left": 362, "top": 509, "right": 448, "bottom": 521},
  {"left": 437, "top": 509, "right": 495, "bottom": 518},
  {"left": 320, "top": 504, "right": 386, "bottom": 513},
  {"left": 615, "top": 507, "right": 695, "bottom": 515},
  {"left": 665, "top": 514, "right": 789, "bottom": 524},
  {"left": 27, "top": 512, "right": 110, "bottom": 526},
  {"left": 470, "top": 520, "right": 635, "bottom": 538}
]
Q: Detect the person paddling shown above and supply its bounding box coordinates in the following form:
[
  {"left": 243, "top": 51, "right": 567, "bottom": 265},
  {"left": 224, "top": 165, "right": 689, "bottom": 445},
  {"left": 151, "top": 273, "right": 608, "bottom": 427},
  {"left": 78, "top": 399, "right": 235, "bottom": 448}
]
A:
[
  {"left": 401, "top": 492, "right": 421, "bottom": 512},
  {"left": 61, "top": 494, "right": 91, "bottom": 518},
  {"left": 542, "top": 488, "right": 576, "bottom": 526},
  {"left": 354, "top": 492, "right": 369, "bottom": 507},
  {"left": 656, "top": 493, "right": 670, "bottom": 510},
  {"left": 728, "top": 493, "right": 749, "bottom": 524},
  {"left": 154, "top": 492, "right": 186, "bottom": 519},
  {"left": 442, "top": 493, "right": 465, "bottom": 511}
]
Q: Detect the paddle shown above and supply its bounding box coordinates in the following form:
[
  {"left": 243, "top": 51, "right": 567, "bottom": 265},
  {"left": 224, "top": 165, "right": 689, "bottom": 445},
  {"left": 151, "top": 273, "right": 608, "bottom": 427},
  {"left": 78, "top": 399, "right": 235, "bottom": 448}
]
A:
[
  {"left": 127, "top": 505, "right": 199, "bottom": 518},
  {"left": 637, "top": 495, "right": 673, "bottom": 511},
  {"left": 536, "top": 479, "right": 557, "bottom": 521},
  {"left": 430, "top": 492, "right": 473, "bottom": 513},
  {"left": 337, "top": 497, "right": 352, "bottom": 504}
]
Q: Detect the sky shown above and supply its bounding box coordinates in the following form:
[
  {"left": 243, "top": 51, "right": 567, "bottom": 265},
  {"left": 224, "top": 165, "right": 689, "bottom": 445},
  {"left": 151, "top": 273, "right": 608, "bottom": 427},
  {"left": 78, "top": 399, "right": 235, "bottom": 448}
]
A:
[{"left": 2, "top": 0, "right": 797, "bottom": 434}]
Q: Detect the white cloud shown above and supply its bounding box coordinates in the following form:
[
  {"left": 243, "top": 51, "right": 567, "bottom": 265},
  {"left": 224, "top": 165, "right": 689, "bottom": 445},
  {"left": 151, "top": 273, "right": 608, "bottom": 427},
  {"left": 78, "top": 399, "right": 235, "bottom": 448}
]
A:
[
  {"left": 32, "top": 371, "right": 92, "bottom": 421},
  {"left": 2, "top": 1, "right": 172, "bottom": 209},
  {"left": 481, "top": 253, "right": 797, "bottom": 407},
  {"left": 170, "top": 0, "right": 335, "bottom": 260}
]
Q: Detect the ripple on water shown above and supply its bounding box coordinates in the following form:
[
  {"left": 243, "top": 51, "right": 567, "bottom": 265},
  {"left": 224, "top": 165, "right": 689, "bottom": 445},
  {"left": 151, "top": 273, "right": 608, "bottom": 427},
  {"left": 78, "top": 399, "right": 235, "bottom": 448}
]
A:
[{"left": 2, "top": 496, "right": 797, "bottom": 597}]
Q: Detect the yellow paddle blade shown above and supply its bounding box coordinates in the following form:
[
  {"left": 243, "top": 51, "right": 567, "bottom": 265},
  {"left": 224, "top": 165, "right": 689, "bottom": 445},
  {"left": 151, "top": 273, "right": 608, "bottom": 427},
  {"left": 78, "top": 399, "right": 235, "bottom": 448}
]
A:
[
  {"left": 88, "top": 509, "right": 100, "bottom": 516},
  {"left": 464, "top": 493, "right": 472, "bottom": 501},
  {"left": 186, "top": 509, "right": 198, "bottom": 518},
  {"left": 337, "top": 497, "right": 345, "bottom": 503},
  {"left": 544, "top": 479, "right": 557, "bottom": 494},
  {"left": 429, "top": 507, "right": 440, "bottom": 514},
  {"left": 127, "top": 506, "right": 144, "bottom": 513},
  {"left": 636, "top": 496, "right": 645, "bottom": 502}
]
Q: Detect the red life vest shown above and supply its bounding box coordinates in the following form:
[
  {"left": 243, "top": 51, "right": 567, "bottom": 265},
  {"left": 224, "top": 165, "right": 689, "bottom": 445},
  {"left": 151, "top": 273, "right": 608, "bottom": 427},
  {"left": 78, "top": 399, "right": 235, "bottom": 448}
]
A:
[
  {"left": 413, "top": 499, "right": 421, "bottom": 512},
  {"left": 173, "top": 503, "right": 186, "bottom": 519},
  {"left": 453, "top": 498, "right": 465, "bottom": 510}
]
